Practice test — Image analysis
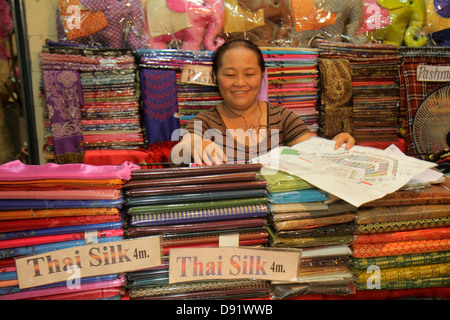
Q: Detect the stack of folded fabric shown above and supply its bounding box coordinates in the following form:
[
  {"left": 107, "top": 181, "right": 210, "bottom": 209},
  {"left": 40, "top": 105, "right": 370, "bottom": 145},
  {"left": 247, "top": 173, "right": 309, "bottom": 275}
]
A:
[
  {"left": 135, "top": 49, "right": 220, "bottom": 141},
  {"left": 40, "top": 44, "right": 145, "bottom": 162},
  {"left": 123, "top": 163, "right": 271, "bottom": 299},
  {"left": 261, "top": 47, "right": 320, "bottom": 134},
  {"left": 0, "top": 160, "right": 138, "bottom": 300},
  {"left": 262, "top": 169, "right": 357, "bottom": 299},
  {"left": 317, "top": 40, "right": 402, "bottom": 146},
  {"left": 352, "top": 177, "right": 450, "bottom": 299}
]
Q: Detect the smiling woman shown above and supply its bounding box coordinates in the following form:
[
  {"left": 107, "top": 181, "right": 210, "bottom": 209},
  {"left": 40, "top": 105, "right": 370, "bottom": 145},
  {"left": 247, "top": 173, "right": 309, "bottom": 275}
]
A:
[{"left": 170, "top": 39, "right": 355, "bottom": 165}]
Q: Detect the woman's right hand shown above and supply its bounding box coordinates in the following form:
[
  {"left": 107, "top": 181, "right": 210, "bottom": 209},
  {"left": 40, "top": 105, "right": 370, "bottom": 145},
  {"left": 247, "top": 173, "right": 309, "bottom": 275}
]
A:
[{"left": 170, "top": 134, "right": 226, "bottom": 166}]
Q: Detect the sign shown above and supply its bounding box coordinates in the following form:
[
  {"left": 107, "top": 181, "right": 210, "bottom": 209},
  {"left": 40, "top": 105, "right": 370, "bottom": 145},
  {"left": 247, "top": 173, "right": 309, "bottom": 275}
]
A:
[
  {"left": 15, "top": 236, "right": 161, "bottom": 289},
  {"left": 180, "top": 64, "right": 215, "bottom": 86},
  {"left": 169, "top": 247, "right": 301, "bottom": 284},
  {"left": 417, "top": 65, "right": 450, "bottom": 82}
]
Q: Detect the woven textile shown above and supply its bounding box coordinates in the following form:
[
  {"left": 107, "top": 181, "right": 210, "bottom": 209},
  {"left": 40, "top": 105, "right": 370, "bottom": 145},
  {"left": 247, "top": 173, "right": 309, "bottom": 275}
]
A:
[
  {"left": 352, "top": 251, "right": 450, "bottom": 269},
  {"left": 353, "top": 239, "right": 450, "bottom": 258}
]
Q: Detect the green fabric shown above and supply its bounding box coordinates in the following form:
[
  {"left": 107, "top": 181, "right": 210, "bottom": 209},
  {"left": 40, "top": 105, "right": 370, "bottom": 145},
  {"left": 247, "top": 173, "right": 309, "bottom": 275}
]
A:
[
  {"left": 352, "top": 251, "right": 450, "bottom": 269},
  {"left": 261, "top": 168, "right": 313, "bottom": 193}
]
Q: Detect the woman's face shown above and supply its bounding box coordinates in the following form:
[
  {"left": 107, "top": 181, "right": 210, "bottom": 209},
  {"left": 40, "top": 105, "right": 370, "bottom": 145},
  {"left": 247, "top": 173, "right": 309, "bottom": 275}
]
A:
[{"left": 215, "top": 47, "right": 263, "bottom": 112}]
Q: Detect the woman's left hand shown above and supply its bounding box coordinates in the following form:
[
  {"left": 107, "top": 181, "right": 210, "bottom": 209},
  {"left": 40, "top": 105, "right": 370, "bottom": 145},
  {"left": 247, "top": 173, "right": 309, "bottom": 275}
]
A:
[{"left": 332, "top": 132, "right": 355, "bottom": 150}]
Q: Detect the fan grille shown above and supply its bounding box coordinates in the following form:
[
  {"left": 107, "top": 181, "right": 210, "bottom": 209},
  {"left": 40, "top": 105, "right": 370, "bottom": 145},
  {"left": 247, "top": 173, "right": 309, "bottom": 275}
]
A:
[{"left": 412, "top": 84, "right": 450, "bottom": 158}]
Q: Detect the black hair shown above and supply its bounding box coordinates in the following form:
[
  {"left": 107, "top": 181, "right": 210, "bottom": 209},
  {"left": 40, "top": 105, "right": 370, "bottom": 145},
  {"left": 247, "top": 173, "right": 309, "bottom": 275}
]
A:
[{"left": 211, "top": 39, "right": 266, "bottom": 79}]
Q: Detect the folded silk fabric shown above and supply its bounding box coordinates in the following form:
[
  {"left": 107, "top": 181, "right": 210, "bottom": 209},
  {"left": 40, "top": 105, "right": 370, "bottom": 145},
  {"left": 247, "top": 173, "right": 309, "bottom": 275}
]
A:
[
  {"left": 0, "top": 215, "right": 121, "bottom": 233},
  {"left": 354, "top": 227, "right": 450, "bottom": 244},
  {"left": 355, "top": 262, "right": 450, "bottom": 285},
  {"left": 0, "top": 189, "right": 122, "bottom": 200},
  {"left": 0, "top": 208, "right": 120, "bottom": 220},
  {"left": 0, "top": 179, "right": 127, "bottom": 190},
  {"left": 125, "top": 189, "right": 268, "bottom": 206},
  {"left": 0, "top": 160, "right": 139, "bottom": 181},
  {"left": 271, "top": 213, "right": 356, "bottom": 231},
  {"left": 356, "top": 276, "right": 450, "bottom": 291},
  {"left": 0, "top": 229, "right": 123, "bottom": 249},
  {"left": 352, "top": 251, "right": 450, "bottom": 269},
  {"left": 268, "top": 189, "right": 328, "bottom": 203},
  {"left": 356, "top": 204, "right": 450, "bottom": 225},
  {"left": 130, "top": 204, "right": 268, "bottom": 227},
  {"left": 353, "top": 239, "right": 450, "bottom": 258},
  {"left": 0, "top": 199, "right": 123, "bottom": 210},
  {"left": 127, "top": 197, "right": 267, "bottom": 215},
  {"left": 356, "top": 216, "right": 450, "bottom": 234},
  {"left": 0, "top": 222, "right": 123, "bottom": 241},
  {"left": 0, "top": 236, "right": 123, "bottom": 259},
  {"left": 269, "top": 202, "right": 328, "bottom": 213}
]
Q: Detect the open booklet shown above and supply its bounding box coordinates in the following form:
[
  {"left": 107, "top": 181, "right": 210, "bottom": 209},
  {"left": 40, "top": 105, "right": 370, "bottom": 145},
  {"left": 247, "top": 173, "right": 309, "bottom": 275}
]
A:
[{"left": 251, "top": 137, "right": 441, "bottom": 207}]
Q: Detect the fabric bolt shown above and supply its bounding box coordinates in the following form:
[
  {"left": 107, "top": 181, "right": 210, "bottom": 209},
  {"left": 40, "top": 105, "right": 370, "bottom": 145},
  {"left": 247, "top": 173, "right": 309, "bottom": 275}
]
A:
[
  {"left": 353, "top": 239, "right": 450, "bottom": 258},
  {"left": 354, "top": 227, "right": 450, "bottom": 244},
  {"left": 128, "top": 279, "right": 267, "bottom": 299},
  {"left": 0, "top": 208, "right": 120, "bottom": 221},
  {"left": 0, "top": 215, "right": 121, "bottom": 233},
  {"left": 0, "top": 189, "right": 122, "bottom": 200},
  {"left": 140, "top": 69, "right": 179, "bottom": 145},
  {"left": 130, "top": 204, "right": 269, "bottom": 227},
  {"left": 356, "top": 204, "right": 450, "bottom": 225},
  {"left": 356, "top": 216, "right": 450, "bottom": 234},
  {"left": 127, "top": 197, "right": 267, "bottom": 215},
  {"left": 0, "top": 222, "right": 122, "bottom": 241},
  {"left": 271, "top": 213, "right": 356, "bottom": 231},
  {"left": 0, "top": 199, "right": 123, "bottom": 210},
  {"left": 0, "top": 236, "right": 123, "bottom": 259},
  {"left": 0, "top": 179, "right": 126, "bottom": 190},
  {"left": 30, "top": 288, "right": 123, "bottom": 300},
  {"left": 268, "top": 189, "right": 328, "bottom": 204},
  {"left": 355, "top": 262, "right": 450, "bottom": 285},
  {"left": 268, "top": 202, "right": 328, "bottom": 213},
  {"left": 356, "top": 276, "right": 450, "bottom": 291},
  {"left": 0, "top": 229, "right": 123, "bottom": 249},
  {"left": 352, "top": 251, "right": 450, "bottom": 269},
  {"left": 0, "top": 276, "right": 126, "bottom": 300}
]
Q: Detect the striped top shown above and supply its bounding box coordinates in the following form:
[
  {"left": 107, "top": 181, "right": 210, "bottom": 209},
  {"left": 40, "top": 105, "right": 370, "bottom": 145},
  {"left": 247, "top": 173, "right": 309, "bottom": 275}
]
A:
[{"left": 185, "top": 103, "right": 310, "bottom": 162}]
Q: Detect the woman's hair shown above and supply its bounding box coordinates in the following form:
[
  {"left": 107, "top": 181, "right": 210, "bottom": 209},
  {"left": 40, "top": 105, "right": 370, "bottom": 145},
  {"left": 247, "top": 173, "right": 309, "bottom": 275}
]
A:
[{"left": 211, "top": 39, "right": 265, "bottom": 78}]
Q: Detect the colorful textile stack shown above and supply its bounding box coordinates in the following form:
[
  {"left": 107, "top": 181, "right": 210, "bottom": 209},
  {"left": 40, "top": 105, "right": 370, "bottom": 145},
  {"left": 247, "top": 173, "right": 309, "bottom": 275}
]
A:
[
  {"left": 352, "top": 178, "right": 450, "bottom": 298},
  {"left": 40, "top": 45, "right": 145, "bottom": 163},
  {"left": 136, "top": 49, "right": 219, "bottom": 137},
  {"left": 317, "top": 40, "right": 401, "bottom": 144},
  {"left": 262, "top": 169, "right": 357, "bottom": 299},
  {"left": 123, "top": 164, "right": 271, "bottom": 299},
  {"left": 261, "top": 47, "right": 320, "bottom": 134},
  {"left": 0, "top": 160, "right": 138, "bottom": 300},
  {"left": 398, "top": 47, "right": 450, "bottom": 156}
]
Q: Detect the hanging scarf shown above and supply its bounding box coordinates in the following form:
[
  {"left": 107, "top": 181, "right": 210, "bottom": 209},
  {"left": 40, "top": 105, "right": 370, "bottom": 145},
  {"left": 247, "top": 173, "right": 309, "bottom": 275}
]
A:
[
  {"left": 140, "top": 69, "right": 179, "bottom": 145},
  {"left": 42, "top": 69, "right": 85, "bottom": 163}
]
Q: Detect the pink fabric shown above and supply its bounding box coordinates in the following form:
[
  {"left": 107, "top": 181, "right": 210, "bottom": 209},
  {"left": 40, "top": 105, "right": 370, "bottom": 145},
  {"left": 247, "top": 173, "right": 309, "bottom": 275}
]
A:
[
  {"left": 0, "top": 160, "right": 140, "bottom": 181},
  {"left": 0, "top": 189, "right": 122, "bottom": 200},
  {"left": 0, "top": 276, "right": 125, "bottom": 300}
]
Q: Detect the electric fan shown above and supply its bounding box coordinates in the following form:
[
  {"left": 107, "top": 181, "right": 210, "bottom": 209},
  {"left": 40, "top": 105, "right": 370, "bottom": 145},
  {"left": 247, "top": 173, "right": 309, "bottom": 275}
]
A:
[{"left": 412, "top": 83, "right": 450, "bottom": 159}]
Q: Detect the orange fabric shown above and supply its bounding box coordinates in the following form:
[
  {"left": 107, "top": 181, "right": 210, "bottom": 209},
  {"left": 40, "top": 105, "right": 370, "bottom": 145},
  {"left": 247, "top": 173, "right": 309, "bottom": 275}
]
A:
[
  {"left": 58, "top": 0, "right": 108, "bottom": 40},
  {"left": 0, "top": 208, "right": 120, "bottom": 220},
  {"left": 353, "top": 239, "right": 450, "bottom": 258},
  {"left": 290, "top": 0, "right": 336, "bottom": 32}
]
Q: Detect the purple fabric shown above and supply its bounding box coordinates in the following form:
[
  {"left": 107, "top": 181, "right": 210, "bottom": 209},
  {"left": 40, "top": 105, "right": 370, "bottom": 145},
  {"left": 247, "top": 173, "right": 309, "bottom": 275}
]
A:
[
  {"left": 434, "top": 0, "right": 450, "bottom": 18},
  {"left": 42, "top": 69, "right": 85, "bottom": 157},
  {"left": 140, "top": 69, "right": 180, "bottom": 145}
]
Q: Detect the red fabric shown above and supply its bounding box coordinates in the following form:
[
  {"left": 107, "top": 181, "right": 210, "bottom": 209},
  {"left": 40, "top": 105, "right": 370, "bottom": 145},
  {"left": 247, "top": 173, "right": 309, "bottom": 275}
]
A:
[
  {"left": 83, "top": 141, "right": 177, "bottom": 166},
  {"left": 357, "top": 138, "right": 406, "bottom": 152}
]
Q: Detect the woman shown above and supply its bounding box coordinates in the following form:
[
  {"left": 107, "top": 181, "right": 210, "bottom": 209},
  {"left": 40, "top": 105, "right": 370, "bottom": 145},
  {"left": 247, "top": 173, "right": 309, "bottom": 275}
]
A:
[{"left": 171, "top": 39, "right": 355, "bottom": 165}]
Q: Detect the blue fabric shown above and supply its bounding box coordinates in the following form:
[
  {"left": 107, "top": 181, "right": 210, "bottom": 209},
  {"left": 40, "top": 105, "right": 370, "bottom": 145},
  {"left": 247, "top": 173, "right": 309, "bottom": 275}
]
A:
[{"left": 268, "top": 189, "right": 328, "bottom": 204}]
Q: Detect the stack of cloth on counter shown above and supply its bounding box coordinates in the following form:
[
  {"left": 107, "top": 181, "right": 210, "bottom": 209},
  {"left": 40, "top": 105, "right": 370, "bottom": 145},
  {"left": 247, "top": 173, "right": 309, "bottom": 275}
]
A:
[
  {"left": 40, "top": 44, "right": 145, "bottom": 164},
  {"left": 123, "top": 164, "right": 271, "bottom": 299},
  {"left": 261, "top": 169, "right": 357, "bottom": 299},
  {"left": 0, "top": 160, "right": 138, "bottom": 300},
  {"left": 317, "top": 40, "right": 402, "bottom": 146},
  {"left": 135, "top": 49, "right": 219, "bottom": 143},
  {"left": 352, "top": 177, "right": 450, "bottom": 299},
  {"left": 261, "top": 47, "right": 320, "bottom": 134}
]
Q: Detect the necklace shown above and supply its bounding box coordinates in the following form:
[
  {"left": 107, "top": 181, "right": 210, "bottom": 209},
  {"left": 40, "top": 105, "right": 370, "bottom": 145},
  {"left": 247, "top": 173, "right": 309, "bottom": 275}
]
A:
[{"left": 221, "top": 100, "right": 267, "bottom": 132}]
